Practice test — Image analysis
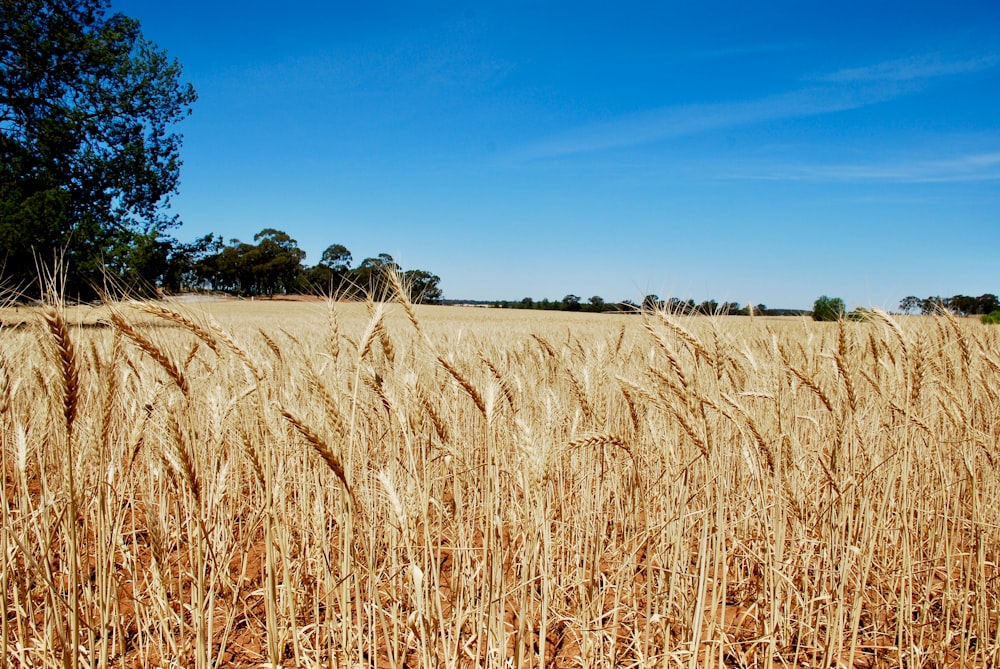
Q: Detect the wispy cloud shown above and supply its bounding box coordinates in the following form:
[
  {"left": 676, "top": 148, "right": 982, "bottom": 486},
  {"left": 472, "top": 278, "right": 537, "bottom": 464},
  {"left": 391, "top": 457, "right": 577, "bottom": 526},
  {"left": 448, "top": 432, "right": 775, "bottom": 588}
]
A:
[
  {"left": 513, "top": 85, "right": 900, "bottom": 161},
  {"left": 512, "top": 52, "right": 999, "bottom": 162},
  {"left": 816, "top": 53, "right": 999, "bottom": 83},
  {"left": 725, "top": 151, "right": 1000, "bottom": 183}
]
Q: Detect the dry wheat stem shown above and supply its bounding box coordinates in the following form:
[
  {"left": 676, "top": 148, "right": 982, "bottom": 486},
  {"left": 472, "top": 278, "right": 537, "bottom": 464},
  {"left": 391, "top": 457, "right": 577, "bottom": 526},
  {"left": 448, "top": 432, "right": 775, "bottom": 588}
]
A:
[
  {"left": 280, "top": 407, "right": 357, "bottom": 511},
  {"left": 137, "top": 302, "right": 221, "bottom": 354},
  {"left": 42, "top": 308, "right": 79, "bottom": 435},
  {"left": 110, "top": 311, "right": 191, "bottom": 397}
]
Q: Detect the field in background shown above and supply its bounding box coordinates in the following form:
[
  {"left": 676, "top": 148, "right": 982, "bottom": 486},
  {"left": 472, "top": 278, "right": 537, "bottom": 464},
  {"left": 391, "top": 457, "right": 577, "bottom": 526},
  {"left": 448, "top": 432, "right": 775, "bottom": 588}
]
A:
[{"left": 1, "top": 296, "right": 998, "bottom": 668}]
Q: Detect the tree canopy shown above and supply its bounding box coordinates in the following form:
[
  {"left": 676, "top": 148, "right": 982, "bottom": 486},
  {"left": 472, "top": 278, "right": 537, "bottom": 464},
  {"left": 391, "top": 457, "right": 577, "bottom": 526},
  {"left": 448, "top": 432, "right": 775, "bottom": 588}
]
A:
[
  {"left": 1, "top": 0, "right": 196, "bottom": 298},
  {"left": 811, "top": 295, "right": 845, "bottom": 321},
  {"left": 899, "top": 294, "right": 1000, "bottom": 316},
  {"left": 165, "top": 231, "right": 444, "bottom": 304}
]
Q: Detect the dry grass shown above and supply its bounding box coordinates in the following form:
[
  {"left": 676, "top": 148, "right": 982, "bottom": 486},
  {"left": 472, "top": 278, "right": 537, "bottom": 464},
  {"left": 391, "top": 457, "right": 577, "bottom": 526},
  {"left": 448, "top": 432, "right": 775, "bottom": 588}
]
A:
[{"left": 1, "top": 293, "right": 999, "bottom": 668}]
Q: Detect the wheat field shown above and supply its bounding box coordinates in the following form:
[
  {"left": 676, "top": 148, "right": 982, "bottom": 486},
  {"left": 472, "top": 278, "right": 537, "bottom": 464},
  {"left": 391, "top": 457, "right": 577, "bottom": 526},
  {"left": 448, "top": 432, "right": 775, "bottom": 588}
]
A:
[{"left": 1, "top": 288, "right": 998, "bottom": 668}]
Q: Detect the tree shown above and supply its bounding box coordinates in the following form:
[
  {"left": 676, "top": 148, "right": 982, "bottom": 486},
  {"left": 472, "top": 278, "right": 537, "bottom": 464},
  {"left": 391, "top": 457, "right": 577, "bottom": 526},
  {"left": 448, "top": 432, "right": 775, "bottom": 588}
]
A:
[
  {"left": 213, "top": 240, "right": 255, "bottom": 294},
  {"left": 350, "top": 253, "right": 399, "bottom": 298},
  {"left": 161, "top": 233, "right": 221, "bottom": 293},
  {"left": 403, "top": 269, "right": 442, "bottom": 304},
  {"left": 249, "top": 229, "right": 305, "bottom": 296},
  {"left": 1, "top": 0, "right": 196, "bottom": 298},
  {"left": 320, "top": 244, "right": 353, "bottom": 272},
  {"left": 974, "top": 294, "right": 999, "bottom": 315},
  {"left": 949, "top": 294, "right": 977, "bottom": 316},
  {"left": 898, "top": 296, "right": 921, "bottom": 314},
  {"left": 697, "top": 299, "right": 719, "bottom": 315},
  {"left": 562, "top": 294, "right": 581, "bottom": 311},
  {"left": 812, "top": 295, "right": 845, "bottom": 321},
  {"left": 921, "top": 296, "right": 945, "bottom": 315},
  {"left": 304, "top": 243, "right": 354, "bottom": 294}
]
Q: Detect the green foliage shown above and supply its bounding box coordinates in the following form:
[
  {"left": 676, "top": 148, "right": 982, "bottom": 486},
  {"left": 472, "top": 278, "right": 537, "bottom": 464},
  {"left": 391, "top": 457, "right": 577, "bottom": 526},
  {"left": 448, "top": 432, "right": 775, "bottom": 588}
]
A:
[
  {"left": 562, "top": 294, "right": 581, "bottom": 311},
  {"left": 350, "top": 253, "right": 400, "bottom": 298},
  {"left": 486, "top": 295, "right": 774, "bottom": 315},
  {"left": 189, "top": 230, "right": 305, "bottom": 296},
  {"left": 812, "top": 295, "right": 845, "bottom": 321},
  {"left": 698, "top": 299, "right": 720, "bottom": 314},
  {"left": 898, "top": 296, "right": 922, "bottom": 314},
  {"left": 320, "top": 244, "right": 352, "bottom": 272},
  {"left": 982, "top": 311, "right": 1000, "bottom": 325},
  {"left": 1, "top": 0, "right": 197, "bottom": 298},
  {"left": 901, "top": 294, "right": 999, "bottom": 315},
  {"left": 847, "top": 307, "right": 871, "bottom": 321},
  {"left": 169, "top": 234, "right": 445, "bottom": 302},
  {"left": 402, "top": 270, "right": 442, "bottom": 304}
]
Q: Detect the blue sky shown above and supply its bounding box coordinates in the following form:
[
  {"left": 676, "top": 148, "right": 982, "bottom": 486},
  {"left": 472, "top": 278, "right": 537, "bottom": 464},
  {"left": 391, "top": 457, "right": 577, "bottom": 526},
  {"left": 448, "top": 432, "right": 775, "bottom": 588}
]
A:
[{"left": 112, "top": 0, "right": 999, "bottom": 308}]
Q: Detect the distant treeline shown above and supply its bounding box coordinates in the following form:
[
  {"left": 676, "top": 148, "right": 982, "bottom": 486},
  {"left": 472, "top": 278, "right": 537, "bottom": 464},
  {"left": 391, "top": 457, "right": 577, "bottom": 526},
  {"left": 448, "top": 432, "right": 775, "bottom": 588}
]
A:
[
  {"left": 158, "top": 229, "right": 442, "bottom": 303},
  {"left": 455, "top": 295, "right": 806, "bottom": 316},
  {"left": 898, "top": 294, "right": 999, "bottom": 316}
]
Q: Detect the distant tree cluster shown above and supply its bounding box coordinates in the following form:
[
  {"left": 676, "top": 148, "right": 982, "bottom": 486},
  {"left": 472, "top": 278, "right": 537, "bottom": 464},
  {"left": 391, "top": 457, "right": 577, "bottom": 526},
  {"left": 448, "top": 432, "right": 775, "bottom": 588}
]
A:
[
  {"left": 486, "top": 294, "right": 775, "bottom": 315},
  {"left": 639, "top": 295, "right": 771, "bottom": 316},
  {"left": 160, "top": 229, "right": 442, "bottom": 303},
  {"left": 808, "top": 294, "right": 1000, "bottom": 322},
  {"left": 489, "top": 295, "right": 636, "bottom": 313},
  {"left": 898, "top": 294, "right": 1000, "bottom": 316}
]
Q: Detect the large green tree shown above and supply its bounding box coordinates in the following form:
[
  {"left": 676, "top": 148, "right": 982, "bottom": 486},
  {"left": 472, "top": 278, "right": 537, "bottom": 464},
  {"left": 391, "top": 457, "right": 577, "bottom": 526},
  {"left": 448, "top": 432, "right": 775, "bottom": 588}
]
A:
[
  {"left": 248, "top": 229, "right": 306, "bottom": 296},
  {"left": 303, "top": 243, "right": 353, "bottom": 294},
  {"left": 0, "top": 0, "right": 196, "bottom": 298},
  {"left": 350, "top": 253, "right": 400, "bottom": 298},
  {"left": 403, "top": 269, "right": 442, "bottom": 304},
  {"left": 812, "top": 295, "right": 845, "bottom": 321}
]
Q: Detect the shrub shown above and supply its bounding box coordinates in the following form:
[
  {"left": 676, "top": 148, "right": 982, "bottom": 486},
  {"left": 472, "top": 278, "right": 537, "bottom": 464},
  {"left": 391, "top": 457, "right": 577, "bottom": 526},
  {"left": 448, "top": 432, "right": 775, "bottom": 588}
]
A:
[{"left": 982, "top": 310, "right": 1000, "bottom": 324}]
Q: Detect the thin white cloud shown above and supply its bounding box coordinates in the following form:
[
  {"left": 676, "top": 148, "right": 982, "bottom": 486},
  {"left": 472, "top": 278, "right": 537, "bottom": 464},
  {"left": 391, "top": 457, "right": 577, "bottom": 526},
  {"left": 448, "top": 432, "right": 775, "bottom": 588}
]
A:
[
  {"left": 816, "top": 53, "right": 999, "bottom": 83},
  {"left": 725, "top": 152, "right": 1000, "bottom": 183},
  {"left": 514, "top": 84, "right": 902, "bottom": 161},
  {"left": 512, "top": 52, "right": 998, "bottom": 162}
]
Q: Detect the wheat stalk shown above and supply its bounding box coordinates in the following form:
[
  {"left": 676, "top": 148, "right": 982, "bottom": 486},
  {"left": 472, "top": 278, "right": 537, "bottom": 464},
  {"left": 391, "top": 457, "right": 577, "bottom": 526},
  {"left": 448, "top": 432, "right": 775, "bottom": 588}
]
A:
[
  {"left": 789, "top": 364, "right": 834, "bottom": 413},
  {"left": 208, "top": 316, "right": 263, "bottom": 381},
  {"left": 387, "top": 269, "right": 425, "bottom": 338},
  {"left": 110, "top": 311, "right": 190, "bottom": 397},
  {"left": 654, "top": 311, "right": 711, "bottom": 363},
  {"left": 568, "top": 432, "right": 628, "bottom": 450},
  {"left": 357, "top": 302, "right": 386, "bottom": 361},
  {"left": 257, "top": 328, "right": 283, "bottom": 361},
  {"left": 436, "top": 354, "right": 487, "bottom": 418},
  {"left": 42, "top": 308, "right": 79, "bottom": 435},
  {"left": 480, "top": 354, "right": 517, "bottom": 414},
  {"left": 137, "top": 302, "right": 220, "bottom": 354},
  {"left": 280, "top": 408, "right": 356, "bottom": 510}
]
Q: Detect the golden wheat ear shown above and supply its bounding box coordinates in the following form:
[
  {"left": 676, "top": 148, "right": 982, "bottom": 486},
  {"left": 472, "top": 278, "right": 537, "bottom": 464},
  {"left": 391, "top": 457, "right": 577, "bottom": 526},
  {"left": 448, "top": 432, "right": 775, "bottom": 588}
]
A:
[
  {"left": 42, "top": 308, "right": 80, "bottom": 437},
  {"left": 280, "top": 408, "right": 357, "bottom": 510},
  {"left": 109, "top": 311, "right": 190, "bottom": 398},
  {"left": 136, "top": 301, "right": 220, "bottom": 354}
]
